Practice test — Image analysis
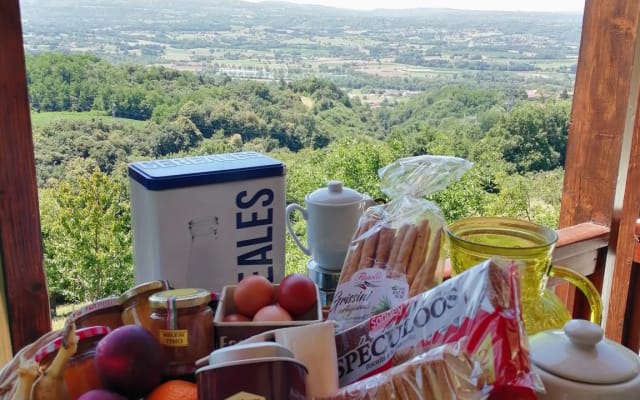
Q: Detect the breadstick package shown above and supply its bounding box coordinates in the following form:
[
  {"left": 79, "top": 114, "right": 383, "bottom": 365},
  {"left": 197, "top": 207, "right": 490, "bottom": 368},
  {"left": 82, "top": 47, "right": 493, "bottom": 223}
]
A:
[{"left": 328, "top": 155, "right": 472, "bottom": 331}]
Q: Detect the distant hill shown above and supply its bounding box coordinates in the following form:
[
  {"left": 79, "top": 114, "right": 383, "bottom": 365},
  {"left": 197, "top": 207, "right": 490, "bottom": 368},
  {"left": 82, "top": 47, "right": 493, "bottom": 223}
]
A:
[
  {"left": 20, "top": 0, "right": 582, "bottom": 94},
  {"left": 20, "top": 0, "right": 582, "bottom": 38}
]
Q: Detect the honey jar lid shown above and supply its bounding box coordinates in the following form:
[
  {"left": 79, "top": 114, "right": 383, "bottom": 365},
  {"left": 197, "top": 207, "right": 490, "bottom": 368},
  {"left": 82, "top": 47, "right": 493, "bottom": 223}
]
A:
[
  {"left": 34, "top": 325, "right": 111, "bottom": 363},
  {"left": 119, "top": 280, "right": 173, "bottom": 304},
  {"left": 70, "top": 296, "right": 121, "bottom": 322},
  {"left": 148, "top": 288, "right": 213, "bottom": 309}
]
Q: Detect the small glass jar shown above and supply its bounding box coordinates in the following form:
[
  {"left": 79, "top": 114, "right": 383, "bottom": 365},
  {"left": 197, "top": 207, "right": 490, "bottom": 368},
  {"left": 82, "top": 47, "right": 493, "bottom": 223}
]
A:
[
  {"left": 34, "top": 325, "right": 111, "bottom": 400},
  {"left": 149, "top": 288, "right": 215, "bottom": 378},
  {"left": 120, "top": 280, "right": 172, "bottom": 331},
  {"left": 71, "top": 297, "right": 123, "bottom": 330}
]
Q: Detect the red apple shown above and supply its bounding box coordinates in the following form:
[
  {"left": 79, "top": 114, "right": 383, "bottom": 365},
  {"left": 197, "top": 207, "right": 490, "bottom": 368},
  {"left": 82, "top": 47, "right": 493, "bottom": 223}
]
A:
[{"left": 95, "top": 325, "right": 165, "bottom": 398}]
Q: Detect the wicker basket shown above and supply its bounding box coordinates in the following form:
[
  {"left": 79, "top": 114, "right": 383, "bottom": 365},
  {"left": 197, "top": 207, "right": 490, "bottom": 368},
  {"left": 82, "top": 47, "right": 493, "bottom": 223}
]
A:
[{"left": 0, "top": 329, "right": 62, "bottom": 400}]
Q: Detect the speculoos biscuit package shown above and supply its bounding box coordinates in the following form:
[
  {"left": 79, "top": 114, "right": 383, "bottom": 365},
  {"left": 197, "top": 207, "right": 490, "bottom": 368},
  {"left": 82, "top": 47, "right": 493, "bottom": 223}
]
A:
[{"left": 327, "top": 259, "right": 542, "bottom": 400}]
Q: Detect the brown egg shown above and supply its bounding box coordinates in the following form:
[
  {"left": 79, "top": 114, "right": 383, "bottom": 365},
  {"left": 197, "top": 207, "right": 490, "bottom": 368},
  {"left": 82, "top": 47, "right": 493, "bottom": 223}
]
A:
[
  {"left": 223, "top": 313, "right": 251, "bottom": 322},
  {"left": 252, "top": 305, "right": 293, "bottom": 322},
  {"left": 233, "top": 275, "right": 275, "bottom": 317}
]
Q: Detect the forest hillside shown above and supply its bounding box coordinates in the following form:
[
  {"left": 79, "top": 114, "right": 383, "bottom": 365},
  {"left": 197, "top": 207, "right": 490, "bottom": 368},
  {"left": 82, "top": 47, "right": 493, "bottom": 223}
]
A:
[{"left": 30, "top": 53, "right": 569, "bottom": 302}]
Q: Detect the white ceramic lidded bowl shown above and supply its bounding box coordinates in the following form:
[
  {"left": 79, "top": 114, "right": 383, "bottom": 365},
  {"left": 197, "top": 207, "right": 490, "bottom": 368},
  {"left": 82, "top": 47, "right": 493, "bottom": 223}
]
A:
[{"left": 529, "top": 319, "right": 640, "bottom": 399}]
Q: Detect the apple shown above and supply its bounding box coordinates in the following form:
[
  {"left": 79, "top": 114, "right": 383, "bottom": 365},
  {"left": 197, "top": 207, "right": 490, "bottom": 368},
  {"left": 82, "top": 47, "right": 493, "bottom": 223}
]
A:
[{"left": 94, "top": 325, "right": 165, "bottom": 398}]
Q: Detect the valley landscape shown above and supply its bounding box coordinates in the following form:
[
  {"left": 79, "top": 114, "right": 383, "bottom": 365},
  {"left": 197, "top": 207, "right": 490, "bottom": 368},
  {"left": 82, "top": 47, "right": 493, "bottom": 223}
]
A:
[
  {"left": 20, "top": 0, "right": 582, "bottom": 103},
  {"left": 18, "top": 0, "right": 581, "bottom": 302}
]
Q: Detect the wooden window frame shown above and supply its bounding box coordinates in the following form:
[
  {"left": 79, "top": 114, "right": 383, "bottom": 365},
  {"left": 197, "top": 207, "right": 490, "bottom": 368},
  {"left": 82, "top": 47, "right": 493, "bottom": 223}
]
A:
[
  {"left": 0, "top": 0, "right": 52, "bottom": 364},
  {"left": 558, "top": 0, "right": 640, "bottom": 347},
  {"left": 1, "top": 0, "right": 639, "bottom": 361}
]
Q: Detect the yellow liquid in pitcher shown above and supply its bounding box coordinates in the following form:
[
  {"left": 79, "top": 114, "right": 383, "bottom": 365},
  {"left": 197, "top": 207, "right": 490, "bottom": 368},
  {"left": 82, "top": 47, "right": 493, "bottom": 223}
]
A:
[
  {"left": 447, "top": 225, "right": 556, "bottom": 333},
  {"left": 447, "top": 217, "right": 600, "bottom": 335},
  {"left": 464, "top": 232, "right": 543, "bottom": 248},
  {"left": 450, "top": 230, "right": 551, "bottom": 274}
]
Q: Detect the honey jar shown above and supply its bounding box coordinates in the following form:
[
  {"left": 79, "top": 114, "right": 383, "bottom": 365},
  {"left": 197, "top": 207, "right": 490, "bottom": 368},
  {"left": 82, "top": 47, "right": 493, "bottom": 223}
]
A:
[
  {"left": 71, "top": 296, "right": 123, "bottom": 330},
  {"left": 149, "top": 288, "right": 215, "bottom": 377},
  {"left": 34, "top": 325, "right": 111, "bottom": 400},
  {"left": 120, "top": 280, "right": 172, "bottom": 331}
]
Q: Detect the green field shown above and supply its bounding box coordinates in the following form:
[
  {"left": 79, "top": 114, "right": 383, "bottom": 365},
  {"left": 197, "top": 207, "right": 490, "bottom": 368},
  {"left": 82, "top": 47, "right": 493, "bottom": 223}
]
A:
[
  {"left": 30, "top": 111, "right": 146, "bottom": 129},
  {"left": 52, "top": 302, "right": 89, "bottom": 330}
]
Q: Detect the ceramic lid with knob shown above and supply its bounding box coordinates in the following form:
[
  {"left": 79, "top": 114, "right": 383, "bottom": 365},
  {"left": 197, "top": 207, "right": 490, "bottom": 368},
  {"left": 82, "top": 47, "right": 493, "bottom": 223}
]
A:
[
  {"left": 529, "top": 319, "right": 640, "bottom": 385},
  {"left": 306, "top": 181, "right": 366, "bottom": 205}
]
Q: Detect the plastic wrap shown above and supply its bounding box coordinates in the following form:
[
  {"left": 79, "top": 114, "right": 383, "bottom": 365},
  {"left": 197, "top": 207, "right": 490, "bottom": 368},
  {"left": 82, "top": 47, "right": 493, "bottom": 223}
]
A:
[
  {"left": 330, "top": 259, "right": 541, "bottom": 399},
  {"left": 328, "top": 155, "right": 472, "bottom": 330}
]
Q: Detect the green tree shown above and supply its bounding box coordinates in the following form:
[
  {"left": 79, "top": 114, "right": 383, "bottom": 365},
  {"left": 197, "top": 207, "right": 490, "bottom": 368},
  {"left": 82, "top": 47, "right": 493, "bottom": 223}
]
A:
[
  {"left": 39, "top": 159, "right": 133, "bottom": 302},
  {"left": 484, "top": 169, "right": 563, "bottom": 228},
  {"left": 486, "top": 100, "right": 570, "bottom": 173},
  {"left": 150, "top": 116, "right": 203, "bottom": 156}
]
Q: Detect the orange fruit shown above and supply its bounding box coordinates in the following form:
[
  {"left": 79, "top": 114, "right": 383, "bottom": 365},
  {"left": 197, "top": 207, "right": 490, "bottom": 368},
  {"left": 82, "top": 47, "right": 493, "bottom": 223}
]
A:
[{"left": 145, "top": 380, "right": 197, "bottom": 400}]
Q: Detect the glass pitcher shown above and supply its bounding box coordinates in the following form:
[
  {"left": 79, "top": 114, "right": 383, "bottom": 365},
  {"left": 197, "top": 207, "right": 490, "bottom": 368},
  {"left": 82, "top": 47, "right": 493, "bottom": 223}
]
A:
[{"left": 445, "top": 216, "right": 602, "bottom": 335}]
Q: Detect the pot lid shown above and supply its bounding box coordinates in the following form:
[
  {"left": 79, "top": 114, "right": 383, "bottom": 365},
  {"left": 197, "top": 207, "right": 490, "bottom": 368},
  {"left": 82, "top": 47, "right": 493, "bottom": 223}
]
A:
[
  {"left": 207, "top": 341, "right": 296, "bottom": 366},
  {"left": 530, "top": 319, "right": 640, "bottom": 385},
  {"left": 306, "top": 181, "right": 365, "bottom": 205}
]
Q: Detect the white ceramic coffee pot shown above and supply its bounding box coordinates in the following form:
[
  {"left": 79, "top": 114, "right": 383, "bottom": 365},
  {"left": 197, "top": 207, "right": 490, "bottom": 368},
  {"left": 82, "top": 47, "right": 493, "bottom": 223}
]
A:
[
  {"left": 529, "top": 319, "right": 640, "bottom": 399},
  {"left": 285, "top": 181, "right": 374, "bottom": 271}
]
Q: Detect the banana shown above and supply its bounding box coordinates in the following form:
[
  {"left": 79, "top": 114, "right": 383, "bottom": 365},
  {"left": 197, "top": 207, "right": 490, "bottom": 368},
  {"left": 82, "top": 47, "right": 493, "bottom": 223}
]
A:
[
  {"left": 30, "top": 319, "right": 78, "bottom": 400},
  {"left": 10, "top": 356, "right": 39, "bottom": 400}
]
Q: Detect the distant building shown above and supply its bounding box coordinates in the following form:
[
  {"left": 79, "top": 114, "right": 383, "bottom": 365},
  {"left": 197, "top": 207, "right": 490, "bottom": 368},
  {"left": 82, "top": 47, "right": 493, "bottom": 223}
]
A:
[{"left": 526, "top": 89, "right": 540, "bottom": 99}]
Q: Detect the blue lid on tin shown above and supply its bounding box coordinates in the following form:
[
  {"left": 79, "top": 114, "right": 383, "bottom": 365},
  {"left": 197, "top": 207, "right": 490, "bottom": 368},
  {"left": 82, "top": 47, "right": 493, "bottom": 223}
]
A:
[{"left": 128, "top": 151, "right": 285, "bottom": 191}]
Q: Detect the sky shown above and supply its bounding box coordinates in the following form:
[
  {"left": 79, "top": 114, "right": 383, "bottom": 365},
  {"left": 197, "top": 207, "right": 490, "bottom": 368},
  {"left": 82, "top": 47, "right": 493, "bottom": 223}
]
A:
[{"left": 246, "top": 0, "right": 585, "bottom": 12}]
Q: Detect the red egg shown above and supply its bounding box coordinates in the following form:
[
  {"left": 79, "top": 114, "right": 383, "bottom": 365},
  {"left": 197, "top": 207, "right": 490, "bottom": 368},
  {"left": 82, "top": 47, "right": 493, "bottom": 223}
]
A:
[
  {"left": 277, "top": 273, "right": 318, "bottom": 317},
  {"left": 252, "top": 305, "right": 293, "bottom": 322},
  {"left": 233, "top": 275, "right": 275, "bottom": 317}
]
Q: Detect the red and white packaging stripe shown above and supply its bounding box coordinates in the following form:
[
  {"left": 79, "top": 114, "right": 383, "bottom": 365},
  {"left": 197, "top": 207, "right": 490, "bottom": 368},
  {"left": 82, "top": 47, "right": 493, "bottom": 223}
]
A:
[
  {"left": 34, "top": 325, "right": 111, "bottom": 363},
  {"left": 70, "top": 296, "right": 121, "bottom": 320}
]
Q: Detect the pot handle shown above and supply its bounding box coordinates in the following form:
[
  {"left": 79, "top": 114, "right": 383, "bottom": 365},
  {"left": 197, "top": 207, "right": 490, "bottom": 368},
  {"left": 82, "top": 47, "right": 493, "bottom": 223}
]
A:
[
  {"left": 285, "top": 203, "right": 311, "bottom": 256},
  {"left": 548, "top": 265, "right": 603, "bottom": 325}
]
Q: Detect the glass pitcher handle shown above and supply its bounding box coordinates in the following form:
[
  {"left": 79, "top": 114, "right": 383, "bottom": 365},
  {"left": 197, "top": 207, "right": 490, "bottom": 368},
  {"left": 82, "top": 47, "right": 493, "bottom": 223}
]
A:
[{"left": 548, "top": 265, "right": 603, "bottom": 325}]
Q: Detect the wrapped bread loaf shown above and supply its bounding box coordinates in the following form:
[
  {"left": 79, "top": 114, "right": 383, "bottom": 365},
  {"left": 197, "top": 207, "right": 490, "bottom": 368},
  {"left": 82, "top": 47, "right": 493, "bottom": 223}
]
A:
[
  {"left": 338, "top": 215, "right": 443, "bottom": 298},
  {"left": 328, "top": 155, "right": 472, "bottom": 331}
]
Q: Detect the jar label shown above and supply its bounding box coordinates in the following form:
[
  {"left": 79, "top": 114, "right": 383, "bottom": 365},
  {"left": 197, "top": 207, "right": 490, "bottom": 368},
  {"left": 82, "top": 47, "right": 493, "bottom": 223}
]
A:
[
  {"left": 158, "top": 329, "right": 189, "bottom": 347},
  {"left": 225, "top": 392, "right": 265, "bottom": 400}
]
